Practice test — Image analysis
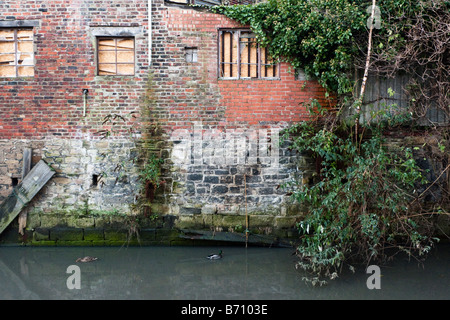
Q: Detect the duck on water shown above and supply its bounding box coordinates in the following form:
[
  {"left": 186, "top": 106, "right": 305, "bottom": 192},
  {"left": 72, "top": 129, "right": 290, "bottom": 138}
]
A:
[
  {"left": 207, "top": 250, "right": 222, "bottom": 260},
  {"left": 76, "top": 256, "right": 98, "bottom": 263}
]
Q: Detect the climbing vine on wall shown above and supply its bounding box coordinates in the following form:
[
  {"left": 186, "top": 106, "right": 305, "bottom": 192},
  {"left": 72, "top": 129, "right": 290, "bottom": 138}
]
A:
[
  {"left": 212, "top": 0, "right": 449, "bottom": 107},
  {"left": 213, "top": 0, "right": 450, "bottom": 284},
  {"left": 213, "top": 0, "right": 367, "bottom": 95}
]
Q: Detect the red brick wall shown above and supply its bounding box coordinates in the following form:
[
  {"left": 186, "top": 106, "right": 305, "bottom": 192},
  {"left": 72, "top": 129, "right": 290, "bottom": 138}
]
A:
[
  {"left": 0, "top": 0, "right": 149, "bottom": 140},
  {"left": 219, "top": 75, "right": 327, "bottom": 125},
  {"left": 0, "top": 0, "right": 330, "bottom": 234},
  {"left": 0, "top": 1, "right": 330, "bottom": 139},
  {"left": 150, "top": 5, "right": 330, "bottom": 132}
]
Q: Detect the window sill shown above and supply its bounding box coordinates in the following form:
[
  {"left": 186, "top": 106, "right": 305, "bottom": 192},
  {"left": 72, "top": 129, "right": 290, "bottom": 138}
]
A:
[
  {"left": 0, "top": 76, "right": 35, "bottom": 81},
  {"left": 94, "top": 75, "right": 136, "bottom": 80},
  {"left": 218, "top": 77, "right": 281, "bottom": 81}
]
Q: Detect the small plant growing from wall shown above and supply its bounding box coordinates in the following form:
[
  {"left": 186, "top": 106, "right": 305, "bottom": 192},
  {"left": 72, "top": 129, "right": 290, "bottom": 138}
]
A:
[
  {"left": 283, "top": 106, "right": 439, "bottom": 285},
  {"left": 214, "top": 0, "right": 449, "bottom": 285},
  {"left": 95, "top": 71, "right": 166, "bottom": 219},
  {"left": 138, "top": 153, "right": 164, "bottom": 215}
]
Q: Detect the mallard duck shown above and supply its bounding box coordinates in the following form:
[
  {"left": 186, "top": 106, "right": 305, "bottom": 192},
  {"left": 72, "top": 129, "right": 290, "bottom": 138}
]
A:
[
  {"left": 207, "top": 250, "right": 222, "bottom": 260},
  {"left": 76, "top": 256, "right": 98, "bottom": 263}
]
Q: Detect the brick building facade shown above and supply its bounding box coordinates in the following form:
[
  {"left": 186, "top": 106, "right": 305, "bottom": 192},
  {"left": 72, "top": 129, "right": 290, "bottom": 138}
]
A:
[{"left": 0, "top": 0, "right": 330, "bottom": 245}]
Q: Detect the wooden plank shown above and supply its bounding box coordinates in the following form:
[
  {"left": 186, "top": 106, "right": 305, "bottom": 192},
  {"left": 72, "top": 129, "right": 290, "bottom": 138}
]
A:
[
  {"left": 117, "top": 51, "right": 134, "bottom": 63},
  {"left": 98, "top": 51, "right": 116, "bottom": 64},
  {"left": 179, "top": 229, "right": 293, "bottom": 247},
  {"left": 116, "top": 38, "right": 134, "bottom": 50},
  {"left": 0, "top": 160, "right": 54, "bottom": 236},
  {"left": 18, "top": 66, "right": 34, "bottom": 77},
  {"left": 0, "top": 41, "right": 14, "bottom": 53},
  {"left": 18, "top": 148, "right": 32, "bottom": 235},
  {"left": 17, "top": 30, "right": 33, "bottom": 41},
  {"left": 117, "top": 64, "right": 134, "bottom": 75},
  {"left": 0, "top": 30, "right": 15, "bottom": 41},
  {"left": 224, "top": 32, "right": 231, "bottom": 77},
  {"left": 0, "top": 65, "right": 15, "bottom": 77}
]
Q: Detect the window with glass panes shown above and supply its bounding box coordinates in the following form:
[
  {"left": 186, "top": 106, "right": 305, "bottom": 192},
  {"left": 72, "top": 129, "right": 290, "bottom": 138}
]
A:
[{"left": 218, "top": 29, "right": 278, "bottom": 79}]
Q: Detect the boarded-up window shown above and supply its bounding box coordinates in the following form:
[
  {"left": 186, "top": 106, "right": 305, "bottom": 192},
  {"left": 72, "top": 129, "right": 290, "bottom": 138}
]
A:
[
  {"left": 0, "top": 28, "right": 34, "bottom": 78},
  {"left": 219, "top": 29, "right": 278, "bottom": 79},
  {"left": 185, "top": 47, "right": 198, "bottom": 63},
  {"left": 97, "top": 37, "right": 135, "bottom": 76}
]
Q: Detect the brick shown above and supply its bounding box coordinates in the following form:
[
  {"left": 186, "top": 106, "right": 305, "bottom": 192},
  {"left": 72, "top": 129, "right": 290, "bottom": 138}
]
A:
[
  {"left": 212, "top": 185, "right": 228, "bottom": 194},
  {"left": 0, "top": 0, "right": 325, "bottom": 241},
  {"left": 187, "top": 173, "right": 203, "bottom": 181}
]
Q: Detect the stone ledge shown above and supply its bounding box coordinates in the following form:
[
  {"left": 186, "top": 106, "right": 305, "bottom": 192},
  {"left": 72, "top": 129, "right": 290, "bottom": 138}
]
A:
[{"left": 49, "top": 227, "right": 83, "bottom": 241}]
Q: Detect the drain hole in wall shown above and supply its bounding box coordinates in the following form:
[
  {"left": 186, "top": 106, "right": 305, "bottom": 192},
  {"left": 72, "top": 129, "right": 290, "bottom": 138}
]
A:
[
  {"left": 11, "top": 177, "right": 19, "bottom": 187},
  {"left": 92, "top": 174, "right": 99, "bottom": 187}
]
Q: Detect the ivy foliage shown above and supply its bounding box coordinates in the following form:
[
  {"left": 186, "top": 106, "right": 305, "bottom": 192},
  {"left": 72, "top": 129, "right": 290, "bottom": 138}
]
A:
[
  {"left": 212, "top": 0, "right": 448, "bottom": 284},
  {"left": 212, "top": 0, "right": 434, "bottom": 96},
  {"left": 283, "top": 111, "right": 438, "bottom": 285}
]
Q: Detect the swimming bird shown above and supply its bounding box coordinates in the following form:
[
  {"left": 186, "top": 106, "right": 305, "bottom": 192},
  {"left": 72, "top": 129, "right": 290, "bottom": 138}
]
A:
[
  {"left": 207, "top": 250, "right": 223, "bottom": 260},
  {"left": 76, "top": 256, "right": 98, "bottom": 263}
]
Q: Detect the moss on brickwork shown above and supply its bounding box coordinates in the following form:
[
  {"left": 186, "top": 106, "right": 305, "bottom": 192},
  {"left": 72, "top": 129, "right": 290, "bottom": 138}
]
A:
[{"left": 83, "top": 228, "right": 104, "bottom": 241}]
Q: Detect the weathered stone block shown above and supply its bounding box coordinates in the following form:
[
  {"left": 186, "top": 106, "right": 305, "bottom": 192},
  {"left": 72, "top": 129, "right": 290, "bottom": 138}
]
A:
[
  {"left": 176, "top": 214, "right": 205, "bottom": 229},
  {"left": 219, "top": 175, "right": 233, "bottom": 184},
  {"left": 93, "top": 215, "right": 112, "bottom": 228},
  {"left": 31, "top": 240, "right": 56, "bottom": 246},
  {"left": 33, "top": 227, "right": 50, "bottom": 241},
  {"left": 40, "top": 214, "right": 67, "bottom": 228},
  {"left": 180, "top": 207, "right": 201, "bottom": 215},
  {"left": 222, "top": 215, "right": 246, "bottom": 228},
  {"left": 26, "top": 211, "right": 41, "bottom": 229},
  {"left": 257, "top": 187, "right": 274, "bottom": 195},
  {"left": 139, "top": 228, "right": 156, "bottom": 241},
  {"left": 212, "top": 185, "right": 228, "bottom": 194},
  {"left": 150, "top": 203, "right": 171, "bottom": 216},
  {"left": 249, "top": 215, "right": 275, "bottom": 228},
  {"left": 274, "top": 216, "right": 298, "bottom": 229},
  {"left": 83, "top": 228, "right": 104, "bottom": 241},
  {"left": 49, "top": 227, "right": 83, "bottom": 241},
  {"left": 155, "top": 229, "right": 180, "bottom": 242},
  {"left": 67, "top": 216, "right": 96, "bottom": 229},
  {"left": 104, "top": 229, "right": 128, "bottom": 241},
  {"left": 203, "top": 176, "right": 219, "bottom": 183},
  {"left": 187, "top": 173, "right": 203, "bottom": 181},
  {"left": 246, "top": 175, "right": 261, "bottom": 183},
  {"left": 201, "top": 204, "right": 216, "bottom": 215},
  {"left": 57, "top": 240, "right": 91, "bottom": 246}
]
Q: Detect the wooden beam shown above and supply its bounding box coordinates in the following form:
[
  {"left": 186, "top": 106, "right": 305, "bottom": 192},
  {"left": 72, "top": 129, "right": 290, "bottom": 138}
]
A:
[
  {"left": 178, "top": 229, "right": 293, "bottom": 247},
  {"left": 21, "top": 148, "right": 32, "bottom": 179},
  {"left": 0, "top": 160, "right": 54, "bottom": 236},
  {"left": 18, "top": 148, "right": 31, "bottom": 235}
]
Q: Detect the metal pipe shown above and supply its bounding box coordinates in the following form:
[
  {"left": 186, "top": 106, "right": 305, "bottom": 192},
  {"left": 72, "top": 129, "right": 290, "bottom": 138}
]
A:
[
  {"left": 82, "top": 89, "right": 88, "bottom": 117},
  {"left": 148, "top": 0, "right": 152, "bottom": 66}
]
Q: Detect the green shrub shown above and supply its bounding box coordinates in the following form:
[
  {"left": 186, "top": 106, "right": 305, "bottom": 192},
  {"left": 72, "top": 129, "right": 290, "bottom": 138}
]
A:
[{"left": 283, "top": 108, "right": 438, "bottom": 285}]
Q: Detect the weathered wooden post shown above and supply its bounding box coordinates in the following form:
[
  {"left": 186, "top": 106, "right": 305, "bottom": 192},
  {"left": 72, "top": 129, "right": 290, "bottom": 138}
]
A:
[
  {"left": 18, "top": 147, "right": 32, "bottom": 235},
  {"left": 0, "top": 160, "right": 54, "bottom": 236}
]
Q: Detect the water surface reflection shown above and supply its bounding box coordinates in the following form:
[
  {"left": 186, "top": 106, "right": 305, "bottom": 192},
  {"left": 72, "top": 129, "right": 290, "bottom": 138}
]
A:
[{"left": 0, "top": 245, "right": 448, "bottom": 300}]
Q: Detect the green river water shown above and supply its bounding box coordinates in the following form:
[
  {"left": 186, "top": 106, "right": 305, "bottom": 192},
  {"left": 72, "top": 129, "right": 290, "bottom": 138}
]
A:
[{"left": 0, "top": 244, "right": 448, "bottom": 300}]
